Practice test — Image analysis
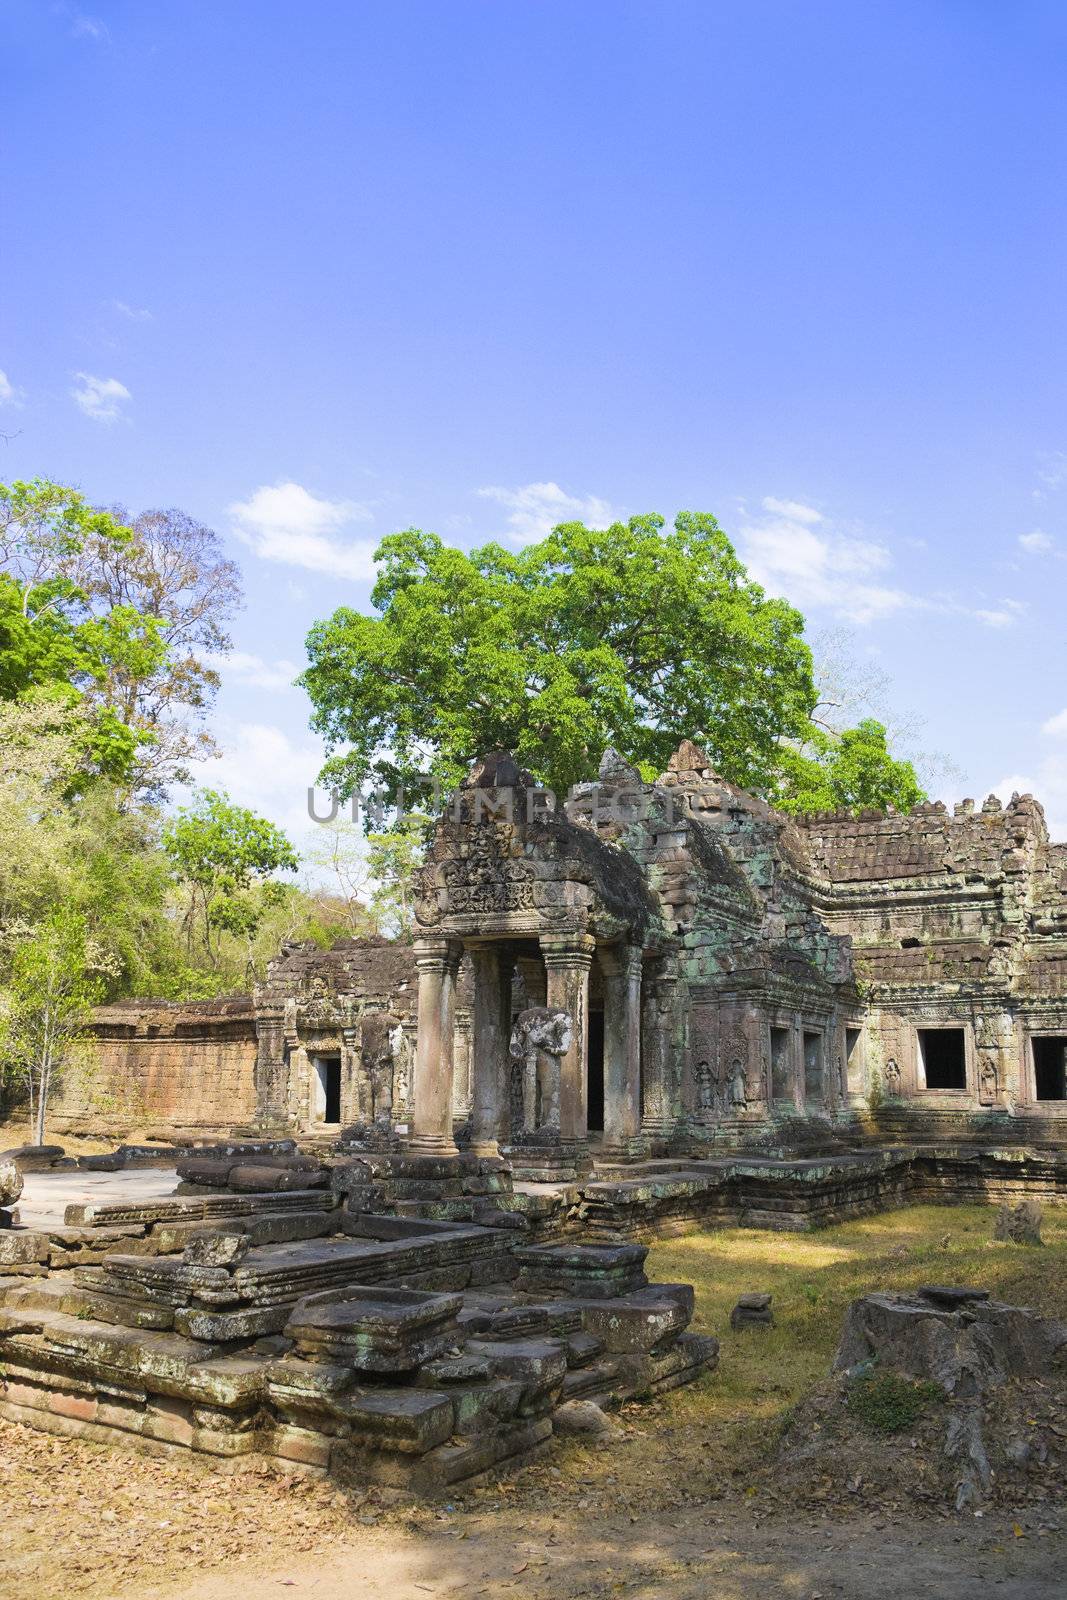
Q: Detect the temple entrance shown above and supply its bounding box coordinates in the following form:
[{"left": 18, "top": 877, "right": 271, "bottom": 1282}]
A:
[
  {"left": 587, "top": 1010, "right": 605, "bottom": 1133},
  {"left": 312, "top": 1053, "right": 342, "bottom": 1123}
]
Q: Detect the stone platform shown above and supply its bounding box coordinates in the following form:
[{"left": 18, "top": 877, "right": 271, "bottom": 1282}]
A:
[{"left": 0, "top": 1175, "right": 718, "bottom": 1494}]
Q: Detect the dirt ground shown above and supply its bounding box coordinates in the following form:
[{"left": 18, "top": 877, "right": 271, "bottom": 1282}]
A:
[{"left": 2, "top": 1204, "right": 1065, "bottom": 1598}]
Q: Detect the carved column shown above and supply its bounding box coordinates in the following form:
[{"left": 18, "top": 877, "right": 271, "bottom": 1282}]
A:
[
  {"left": 409, "top": 936, "right": 463, "bottom": 1155},
  {"left": 540, "top": 933, "right": 595, "bottom": 1144},
  {"left": 601, "top": 944, "right": 644, "bottom": 1156},
  {"left": 639, "top": 980, "right": 672, "bottom": 1144},
  {"left": 469, "top": 945, "right": 512, "bottom": 1155},
  {"left": 340, "top": 1025, "right": 359, "bottom": 1125}
]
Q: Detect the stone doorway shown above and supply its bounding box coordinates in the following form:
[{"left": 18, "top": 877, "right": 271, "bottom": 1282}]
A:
[{"left": 312, "top": 1053, "right": 342, "bottom": 1123}]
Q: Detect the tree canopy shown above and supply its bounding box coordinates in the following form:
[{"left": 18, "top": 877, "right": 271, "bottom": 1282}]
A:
[
  {"left": 301, "top": 513, "right": 819, "bottom": 802},
  {"left": 774, "top": 719, "right": 926, "bottom": 815},
  {"left": 0, "top": 480, "right": 243, "bottom": 794},
  {"left": 300, "top": 512, "right": 925, "bottom": 816}
]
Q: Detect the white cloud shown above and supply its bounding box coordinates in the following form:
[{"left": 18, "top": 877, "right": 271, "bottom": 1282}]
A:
[
  {"left": 1042, "top": 708, "right": 1067, "bottom": 738},
  {"left": 70, "top": 12, "right": 108, "bottom": 40},
  {"left": 203, "top": 650, "right": 300, "bottom": 692},
  {"left": 71, "top": 372, "right": 130, "bottom": 422},
  {"left": 740, "top": 499, "right": 1027, "bottom": 629},
  {"left": 973, "top": 600, "right": 1027, "bottom": 629},
  {"left": 195, "top": 720, "right": 327, "bottom": 845},
  {"left": 739, "top": 506, "right": 912, "bottom": 625},
  {"left": 112, "top": 299, "right": 152, "bottom": 322},
  {"left": 1018, "top": 529, "right": 1055, "bottom": 555},
  {"left": 0, "top": 369, "right": 24, "bottom": 407},
  {"left": 477, "top": 481, "right": 617, "bottom": 545},
  {"left": 760, "top": 495, "right": 823, "bottom": 524},
  {"left": 228, "top": 481, "right": 376, "bottom": 582}
]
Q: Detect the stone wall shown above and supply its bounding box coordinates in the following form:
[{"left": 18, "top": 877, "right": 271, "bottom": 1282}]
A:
[{"left": 53, "top": 998, "right": 258, "bottom": 1135}]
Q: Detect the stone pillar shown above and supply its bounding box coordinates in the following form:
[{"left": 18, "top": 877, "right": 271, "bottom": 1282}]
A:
[
  {"left": 540, "top": 933, "right": 595, "bottom": 1144},
  {"left": 409, "top": 936, "right": 463, "bottom": 1155},
  {"left": 469, "top": 945, "right": 512, "bottom": 1156},
  {"left": 600, "top": 944, "right": 644, "bottom": 1156},
  {"left": 640, "top": 972, "right": 678, "bottom": 1145},
  {"left": 340, "top": 1025, "right": 359, "bottom": 1125}
]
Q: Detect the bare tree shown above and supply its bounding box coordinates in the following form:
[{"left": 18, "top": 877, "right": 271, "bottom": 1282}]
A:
[{"left": 88, "top": 507, "right": 244, "bottom": 797}]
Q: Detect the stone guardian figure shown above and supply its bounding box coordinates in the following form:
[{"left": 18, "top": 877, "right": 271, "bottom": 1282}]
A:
[{"left": 509, "top": 1006, "right": 572, "bottom": 1134}]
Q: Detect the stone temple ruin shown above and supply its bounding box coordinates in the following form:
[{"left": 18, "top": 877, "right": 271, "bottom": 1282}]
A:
[
  {"left": 74, "top": 741, "right": 1067, "bottom": 1167},
  {"left": 3, "top": 742, "right": 1067, "bottom": 1487}
]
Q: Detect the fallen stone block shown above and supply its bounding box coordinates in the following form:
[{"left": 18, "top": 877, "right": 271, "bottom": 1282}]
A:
[
  {"left": 284, "top": 1285, "right": 463, "bottom": 1374},
  {"left": 730, "top": 1292, "right": 774, "bottom": 1330},
  {"left": 994, "top": 1199, "right": 1043, "bottom": 1246},
  {"left": 552, "top": 1398, "right": 622, "bottom": 1438},
  {"left": 0, "top": 1160, "right": 25, "bottom": 1207}
]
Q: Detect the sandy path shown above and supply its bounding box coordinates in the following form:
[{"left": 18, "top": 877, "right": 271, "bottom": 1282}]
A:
[{"left": 134, "top": 1502, "right": 1065, "bottom": 1600}]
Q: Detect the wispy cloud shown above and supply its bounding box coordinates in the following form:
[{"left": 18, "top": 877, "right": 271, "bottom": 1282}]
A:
[
  {"left": 477, "top": 481, "right": 617, "bottom": 545},
  {"left": 112, "top": 299, "right": 152, "bottom": 322},
  {"left": 71, "top": 372, "right": 131, "bottom": 422},
  {"left": 1042, "top": 708, "right": 1067, "bottom": 738},
  {"left": 973, "top": 600, "right": 1027, "bottom": 629},
  {"left": 0, "top": 369, "right": 25, "bottom": 408},
  {"left": 228, "top": 481, "right": 376, "bottom": 582},
  {"left": 760, "top": 495, "right": 823, "bottom": 525},
  {"left": 739, "top": 497, "right": 1025, "bottom": 629},
  {"left": 1018, "top": 529, "right": 1056, "bottom": 555},
  {"left": 203, "top": 650, "right": 300, "bottom": 692}
]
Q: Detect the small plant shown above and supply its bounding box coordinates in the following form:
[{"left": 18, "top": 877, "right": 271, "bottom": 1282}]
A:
[
  {"left": 847, "top": 1370, "right": 943, "bottom": 1435},
  {"left": 801, "top": 1282, "right": 820, "bottom": 1306}
]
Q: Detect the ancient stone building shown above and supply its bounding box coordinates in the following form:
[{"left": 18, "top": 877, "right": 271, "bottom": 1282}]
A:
[{"left": 64, "top": 743, "right": 1067, "bottom": 1154}]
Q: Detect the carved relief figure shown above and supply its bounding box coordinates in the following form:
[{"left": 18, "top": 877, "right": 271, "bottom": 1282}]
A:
[
  {"left": 884, "top": 1057, "right": 901, "bottom": 1096},
  {"left": 979, "top": 1059, "right": 999, "bottom": 1106},
  {"left": 359, "top": 1012, "right": 405, "bottom": 1130},
  {"left": 728, "top": 1055, "right": 748, "bottom": 1111},
  {"left": 509, "top": 1006, "right": 571, "bottom": 1133}
]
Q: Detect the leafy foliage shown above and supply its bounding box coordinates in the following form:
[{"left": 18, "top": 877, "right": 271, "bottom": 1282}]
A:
[
  {"left": 0, "top": 907, "right": 111, "bottom": 1144},
  {"left": 846, "top": 1370, "right": 944, "bottom": 1435},
  {"left": 774, "top": 719, "right": 926, "bottom": 815},
  {"left": 301, "top": 513, "right": 819, "bottom": 804},
  {"left": 0, "top": 481, "right": 243, "bottom": 796},
  {"left": 162, "top": 789, "right": 300, "bottom": 968}
]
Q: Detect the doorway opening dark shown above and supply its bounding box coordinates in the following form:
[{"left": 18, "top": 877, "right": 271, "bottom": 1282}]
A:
[
  {"left": 587, "top": 1010, "right": 605, "bottom": 1133},
  {"left": 1033, "top": 1036, "right": 1067, "bottom": 1101},
  {"left": 315, "top": 1054, "right": 342, "bottom": 1123}
]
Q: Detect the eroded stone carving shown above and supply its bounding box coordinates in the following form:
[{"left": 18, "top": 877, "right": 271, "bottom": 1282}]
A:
[{"left": 509, "top": 1006, "right": 572, "bottom": 1132}]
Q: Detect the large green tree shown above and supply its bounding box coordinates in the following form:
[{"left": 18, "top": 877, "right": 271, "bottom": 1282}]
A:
[{"left": 301, "top": 513, "right": 819, "bottom": 802}]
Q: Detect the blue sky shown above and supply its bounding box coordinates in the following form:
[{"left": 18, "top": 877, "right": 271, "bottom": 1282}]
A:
[{"left": 4, "top": 0, "right": 1067, "bottom": 845}]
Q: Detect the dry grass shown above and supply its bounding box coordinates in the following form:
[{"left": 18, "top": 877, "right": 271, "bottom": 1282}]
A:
[
  {"left": 2, "top": 1201, "right": 1066, "bottom": 1595},
  {"left": 506, "top": 1203, "right": 1067, "bottom": 1507}
]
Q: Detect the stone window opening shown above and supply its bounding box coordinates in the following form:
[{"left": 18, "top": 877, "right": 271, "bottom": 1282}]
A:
[
  {"left": 1032, "top": 1036, "right": 1067, "bottom": 1101},
  {"left": 918, "top": 1027, "right": 966, "bottom": 1091},
  {"left": 770, "top": 1027, "right": 791, "bottom": 1101},
  {"left": 900, "top": 936, "right": 921, "bottom": 949},
  {"left": 803, "top": 1030, "right": 824, "bottom": 1102},
  {"left": 312, "top": 1052, "right": 342, "bottom": 1123}
]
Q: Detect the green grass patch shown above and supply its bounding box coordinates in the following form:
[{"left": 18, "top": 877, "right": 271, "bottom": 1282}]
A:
[{"left": 845, "top": 1370, "right": 944, "bottom": 1435}]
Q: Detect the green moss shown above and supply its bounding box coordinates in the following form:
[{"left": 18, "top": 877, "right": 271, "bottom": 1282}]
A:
[{"left": 846, "top": 1370, "right": 944, "bottom": 1435}]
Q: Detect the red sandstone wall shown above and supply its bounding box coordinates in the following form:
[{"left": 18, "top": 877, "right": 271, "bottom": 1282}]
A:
[{"left": 53, "top": 999, "right": 258, "bottom": 1133}]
